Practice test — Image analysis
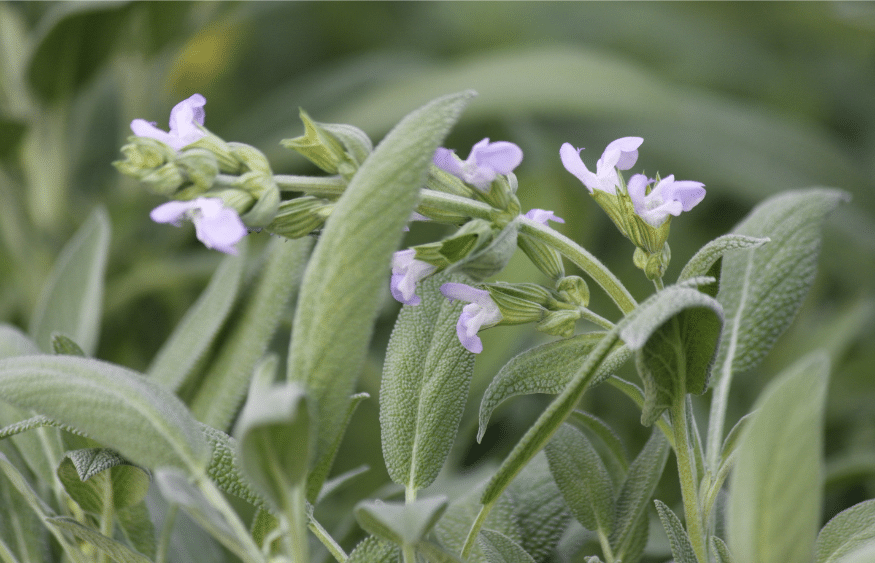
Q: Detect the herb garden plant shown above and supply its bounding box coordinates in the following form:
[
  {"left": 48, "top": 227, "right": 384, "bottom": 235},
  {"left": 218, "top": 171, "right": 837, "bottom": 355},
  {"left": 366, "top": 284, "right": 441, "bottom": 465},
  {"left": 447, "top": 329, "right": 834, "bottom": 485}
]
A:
[{"left": 0, "top": 86, "right": 870, "bottom": 563}]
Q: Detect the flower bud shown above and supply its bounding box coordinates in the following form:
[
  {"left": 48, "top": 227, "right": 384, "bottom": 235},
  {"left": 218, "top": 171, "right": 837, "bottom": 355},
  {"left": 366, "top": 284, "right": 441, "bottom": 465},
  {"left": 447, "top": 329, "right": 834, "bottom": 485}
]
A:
[
  {"left": 536, "top": 309, "right": 581, "bottom": 338},
  {"left": 557, "top": 275, "right": 590, "bottom": 307}
]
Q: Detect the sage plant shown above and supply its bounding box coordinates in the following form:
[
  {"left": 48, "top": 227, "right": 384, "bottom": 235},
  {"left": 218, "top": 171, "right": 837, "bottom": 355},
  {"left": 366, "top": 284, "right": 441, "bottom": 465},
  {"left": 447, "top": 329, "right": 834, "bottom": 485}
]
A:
[{"left": 0, "top": 90, "right": 867, "bottom": 563}]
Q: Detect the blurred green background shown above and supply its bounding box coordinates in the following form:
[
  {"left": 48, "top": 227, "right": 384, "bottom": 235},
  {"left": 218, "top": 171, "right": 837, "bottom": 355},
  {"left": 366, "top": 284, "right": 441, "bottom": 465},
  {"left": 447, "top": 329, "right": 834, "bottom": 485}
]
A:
[{"left": 2, "top": 2, "right": 874, "bottom": 559}]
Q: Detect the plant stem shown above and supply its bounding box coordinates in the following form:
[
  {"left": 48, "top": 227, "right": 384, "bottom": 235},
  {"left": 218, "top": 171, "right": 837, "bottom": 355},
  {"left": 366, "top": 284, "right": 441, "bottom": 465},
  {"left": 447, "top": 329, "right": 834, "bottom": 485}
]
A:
[{"left": 670, "top": 395, "right": 707, "bottom": 563}]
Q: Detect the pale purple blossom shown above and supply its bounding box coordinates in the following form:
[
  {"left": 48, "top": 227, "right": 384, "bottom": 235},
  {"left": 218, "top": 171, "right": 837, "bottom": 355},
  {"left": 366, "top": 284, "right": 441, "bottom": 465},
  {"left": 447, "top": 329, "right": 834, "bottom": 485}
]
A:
[
  {"left": 440, "top": 282, "right": 502, "bottom": 354},
  {"left": 131, "top": 94, "right": 207, "bottom": 151},
  {"left": 560, "top": 137, "right": 643, "bottom": 194},
  {"left": 390, "top": 249, "right": 437, "bottom": 305},
  {"left": 150, "top": 197, "right": 247, "bottom": 254},
  {"left": 434, "top": 138, "right": 523, "bottom": 191},
  {"left": 627, "top": 173, "right": 706, "bottom": 227},
  {"left": 524, "top": 208, "right": 565, "bottom": 225}
]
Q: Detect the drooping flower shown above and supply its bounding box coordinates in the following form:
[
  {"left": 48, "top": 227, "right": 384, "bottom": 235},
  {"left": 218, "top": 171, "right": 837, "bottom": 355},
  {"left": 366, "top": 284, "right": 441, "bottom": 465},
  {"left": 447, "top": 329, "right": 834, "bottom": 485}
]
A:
[
  {"left": 433, "top": 138, "right": 523, "bottom": 191},
  {"left": 390, "top": 249, "right": 437, "bottom": 305},
  {"left": 524, "top": 208, "right": 565, "bottom": 225},
  {"left": 440, "top": 282, "right": 503, "bottom": 354},
  {"left": 627, "top": 173, "right": 706, "bottom": 227},
  {"left": 131, "top": 94, "right": 207, "bottom": 151},
  {"left": 150, "top": 197, "right": 247, "bottom": 254},
  {"left": 559, "top": 137, "right": 643, "bottom": 194}
]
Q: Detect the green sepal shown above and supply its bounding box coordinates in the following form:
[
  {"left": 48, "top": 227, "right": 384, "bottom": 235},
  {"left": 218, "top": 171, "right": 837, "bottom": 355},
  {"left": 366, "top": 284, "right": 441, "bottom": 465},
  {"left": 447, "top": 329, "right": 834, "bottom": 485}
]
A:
[
  {"left": 355, "top": 496, "right": 448, "bottom": 546},
  {"left": 56, "top": 448, "right": 151, "bottom": 513}
]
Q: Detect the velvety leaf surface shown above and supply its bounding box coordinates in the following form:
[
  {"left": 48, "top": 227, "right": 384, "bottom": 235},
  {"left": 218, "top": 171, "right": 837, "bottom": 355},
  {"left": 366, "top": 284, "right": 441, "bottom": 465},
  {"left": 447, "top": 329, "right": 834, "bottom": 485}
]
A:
[
  {"left": 728, "top": 351, "right": 829, "bottom": 563},
  {"left": 380, "top": 272, "right": 475, "bottom": 492}
]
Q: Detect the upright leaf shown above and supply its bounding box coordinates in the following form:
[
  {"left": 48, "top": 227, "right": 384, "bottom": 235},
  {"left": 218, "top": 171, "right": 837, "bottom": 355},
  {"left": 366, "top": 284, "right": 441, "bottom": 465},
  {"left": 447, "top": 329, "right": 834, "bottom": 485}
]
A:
[
  {"left": 29, "top": 206, "right": 110, "bottom": 355},
  {"left": 728, "top": 351, "right": 829, "bottom": 563},
  {"left": 287, "top": 91, "right": 474, "bottom": 493},
  {"left": 0, "top": 355, "right": 207, "bottom": 472},
  {"left": 380, "top": 272, "right": 475, "bottom": 493},
  {"left": 814, "top": 499, "right": 875, "bottom": 563}
]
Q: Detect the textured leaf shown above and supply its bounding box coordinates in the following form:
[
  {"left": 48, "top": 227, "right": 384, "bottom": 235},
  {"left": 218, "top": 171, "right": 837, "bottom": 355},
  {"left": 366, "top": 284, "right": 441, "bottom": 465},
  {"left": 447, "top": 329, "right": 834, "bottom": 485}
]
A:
[
  {"left": 479, "top": 529, "right": 537, "bottom": 563},
  {"left": 677, "top": 235, "right": 769, "bottom": 284},
  {"left": 545, "top": 424, "right": 613, "bottom": 534},
  {"left": 29, "top": 206, "right": 110, "bottom": 356},
  {"left": 148, "top": 245, "right": 246, "bottom": 391},
  {"left": 347, "top": 535, "right": 400, "bottom": 563},
  {"left": 0, "top": 355, "right": 207, "bottom": 472},
  {"left": 728, "top": 351, "right": 829, "bottom": 563},
  {"left": 355, "top": 496, "right": 448, "bottom": 546},
  {"left": 620, "top": 284, "right": 723, "bottom": 426},
  {"left": 46, "top": 517, "right": 151, "bottom": 563},
  {"left": 610, "top": 429, "right": 669, "bottom": 561},
  {"left": 57, "top": 448, "right": 151, "bottom": 513},
  {"left": 654, "top": 500, "right": 697, "bottom": 563},
  {"left": 191, "top": 236, "right": 313, "bottom": 430},
  {"left": 478, "top": 334, "right": 630, "bottom": 442},
  {"left": 380, "top": 272, "right": 475, "bottom": 492},
  {"left": 287, "top": 91, "right": 474, "bottom": 496},
  {"left": 815, "top": 499, "right": 875, "bottom": 563}
]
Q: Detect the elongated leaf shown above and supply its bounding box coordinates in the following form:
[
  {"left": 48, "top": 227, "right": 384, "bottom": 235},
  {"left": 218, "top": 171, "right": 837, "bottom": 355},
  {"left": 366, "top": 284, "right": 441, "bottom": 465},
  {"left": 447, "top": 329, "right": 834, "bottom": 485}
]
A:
[
  {"left": 545, "top": 424, "right": 613, "bottom": 535},
  {"left": 191, "top": 236, "right": 312, "bottom": 430},
  {"left": 46, "top": 517, "right": 152, "bottom": 563},
  {"left": 29, "top": 206, "right": 110, "bottom": 355},
  {"left": 620, "top": 284, "right": 723, "bottom": 425},
  {"left": 287, "top": 91, "right": 475, "bottom": 493},
  {"left": 355, "top": 496, "right": 448, "bottom": 546},
  {"left": 728, "top": 351, "right": 829, "bottom": 563},
  {"left": 347, "top": 536, "right": 400, "bottom": 563},
  {"left": 678, "top": 235, "right": 769, "bottom": 284},
  {"left": 149, "top": 244, "right": 246, "bottom": 391},
  {"left": 479, "top": 529, "right": 537, "bottom": 563},
  {"left": 610, "top": 429, "right": 669, "bottom": 561},
  {"left": 380, "top": 272, "right": 475, "bottom": 492},
  {"left": 654, "top": 500, "right": 697, "bottom": 563},
  {"left": 815, "top": 499, "right": 875, "bottom": 563},
  {"left": 478, "top": 334, "right": 630, "bottom": 442},
  {"left": 0, "top": 355, "right": 207, "bottom": 472}
]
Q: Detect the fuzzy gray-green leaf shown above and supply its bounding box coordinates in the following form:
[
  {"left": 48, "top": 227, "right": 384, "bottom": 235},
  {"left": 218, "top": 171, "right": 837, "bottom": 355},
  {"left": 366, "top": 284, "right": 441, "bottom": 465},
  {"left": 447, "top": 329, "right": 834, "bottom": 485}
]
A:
[
  {"left": 0, "top": 355, "right": 207, "bottom": 472},
  {"left": 29, "top": 206, "right": 110, "bottom": 356},
  {"left": 479, "top": 529, "right": 537, "bottom": 563},
  {"left": 545, "top": 423, "right": 613, "bottom": 534},
  {"left": 728, "top": 351, "right": 829, "bottom": 563},
  {"left": 287, "top": 91, "right": 474, "bottom": 495},
  {"left": 478, "top": 334, "right": 630, "bottom": 442},
  {"left": 654, "top": 500, "right": 698, "bottom": 563},
  {"left": 380, "top": 272, "right": 475, "bottom": 492},
  {"left": 815, "top": 499, "right": 875, "bottom": 563}
]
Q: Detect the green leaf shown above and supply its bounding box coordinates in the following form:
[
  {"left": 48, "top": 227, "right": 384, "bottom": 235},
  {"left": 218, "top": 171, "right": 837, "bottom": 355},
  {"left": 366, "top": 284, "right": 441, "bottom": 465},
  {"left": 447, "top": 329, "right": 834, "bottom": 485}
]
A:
[
  {"left": 29, "top": 206, "right": 110, "bottom": 356},
  {"left": 620, "top": 284, "right": 723, "bottom": 426},
  {"left": 711, "top": 536, "right": 735, "bottom": 563},
  {"left": 234, "top": 382, "right": 311, "bottom": 510},
  {"left": 728, "top": 351, "right": 829, "bottom": 563},
  {"left": 545, "top": 423, "right": 613, "bottom": 535},
  {"left": 148, "top": 244, "right": 246, "bottom": 391},
  {"left": 714, "top": 189, "right": 848, "bottom": 377},
  {"left": 478, "top": 334, "right": 630, "bottom": 442},
  {"left": 287, "top": 91, "right": 474, "bottom": 496},
  {"left": 478, "top": 529, "right": 537, "bottom": 563},
  {"left": 610, "top": 429, "right": 669, "bottom": 561},
  {"left": 654, "top": 500, "right": 698, "bottom": 563},
  {"left": 355, "top": 496, "right": 448, "bottom": 546},
  {"left": 380, "top": 272, "right": 475, "bottom": 493},
  {"left": 0, "top": 355, "right": 207, "bottom": 472},
  {"left": 677, "top": 235, "right": 769, "bottom": 284},
  {"left": 347, "top": 535, "right": 400, "bottom": 563},
  {"left": 57, "top": 448, "right": 151, "bottom": 513},
  {"left": 191, "top": 236, "right": 312, "bottom": 430},
  {"left": 815, "top": 499, "right": 875, "bottom": 563},
  {"left": 46, "top": 516, "right": 152, "bottom": 563}
]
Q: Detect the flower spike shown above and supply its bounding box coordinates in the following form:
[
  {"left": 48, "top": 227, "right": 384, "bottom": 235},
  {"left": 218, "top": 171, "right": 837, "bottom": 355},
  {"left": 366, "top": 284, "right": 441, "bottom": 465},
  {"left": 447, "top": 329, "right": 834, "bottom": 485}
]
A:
[
  {"left": 131, "top": 94, "right": 207, "bottom": 151},
  {"left": 434, "top": 138, "right": 523, "bottom": 191},
  {"left": 440, "top": 282, "right": 502, "bottom": 354},
  {"left": 150, "top": 197, "right": 247, "bottom": 254}
]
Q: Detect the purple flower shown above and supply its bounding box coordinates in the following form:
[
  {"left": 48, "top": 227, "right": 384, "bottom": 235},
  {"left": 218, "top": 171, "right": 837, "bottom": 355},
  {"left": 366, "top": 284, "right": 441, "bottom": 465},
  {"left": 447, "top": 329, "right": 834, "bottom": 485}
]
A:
[
  {"left": 440, "top": 282, "right": 502, "bottom": 354},
  {"left": 150, "top": 197, "right": 247, "bottom": 254},
  {"left": 433, "top": 138, "right": 523, "bottom": 191},
  {"left": 560, "top": 137, "right": 643, "bottom": 194},
  {"left": 524, "top": 208, "right": 565, "bottom": 225},
  {"left": 627, "top": 174, "right": 706, "bottom": 227},
  {"left": 390, "top": 249, "right": 437, "bottom": 305},
  {"left": 131, "top": 94, "right": 207, "bottom": 151}
]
